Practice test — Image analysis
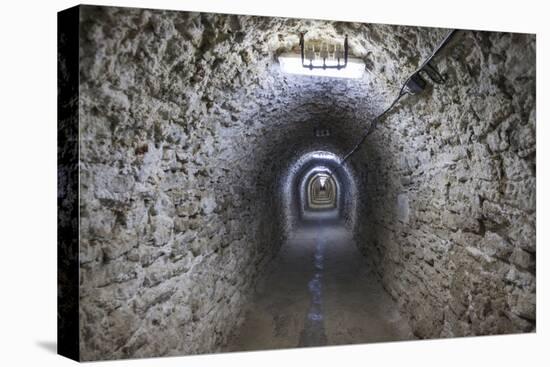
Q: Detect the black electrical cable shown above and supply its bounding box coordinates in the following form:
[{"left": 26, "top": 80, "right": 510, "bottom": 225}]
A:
[{"left": 340, "top": 29, "right": 459, "bottom": 164}]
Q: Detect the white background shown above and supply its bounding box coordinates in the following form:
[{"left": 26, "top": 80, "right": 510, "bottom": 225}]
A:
[{"left": 0, "top": 0, "right": 547, "bottom": 365}]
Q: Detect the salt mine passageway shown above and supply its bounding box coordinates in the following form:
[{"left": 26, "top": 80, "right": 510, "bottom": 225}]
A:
[
  {"left": 73, "top": 7, "right": 536, "bottom": 360},
  {"left": 225, "top": 212, "right": 413, "bottom": 351},
  {"left": 225, "top": 151, "right": 414, "bottom": 350}
]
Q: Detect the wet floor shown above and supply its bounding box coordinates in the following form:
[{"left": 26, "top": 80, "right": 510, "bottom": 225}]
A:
[{"left": 223, "top": 219, "right": 414, "bottom": 352}]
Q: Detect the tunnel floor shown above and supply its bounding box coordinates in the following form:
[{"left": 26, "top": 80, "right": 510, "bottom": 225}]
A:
[{"left": 223, "top": 220, "right": 415, "bottom": 352}]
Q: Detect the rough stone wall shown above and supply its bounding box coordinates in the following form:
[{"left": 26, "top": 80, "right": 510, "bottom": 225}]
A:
[
  {"left": 353, "top": 30, "right": 536, "bottom": 338},
  {"left": 73, "top": 4, "right": 535, "bottom": 360},
  {"left": 77, "top": 5, "right": 390, "bottom": 360},
  {"left": 77, "top": 6, "right": 287, "bottom": 360}
]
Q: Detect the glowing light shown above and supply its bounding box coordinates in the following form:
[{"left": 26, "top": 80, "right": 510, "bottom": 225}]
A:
[{"left": 278, "top": 53, "right": 365, "bottom": 79}]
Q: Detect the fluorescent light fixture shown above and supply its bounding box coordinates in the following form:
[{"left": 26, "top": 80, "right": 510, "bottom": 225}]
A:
[{"left": 278, "top": 53, "right": 365, "bottom": 79}]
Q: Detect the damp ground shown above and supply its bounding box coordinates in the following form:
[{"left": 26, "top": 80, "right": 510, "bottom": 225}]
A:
[{"left": 224, "top": 219, "right": 414, "bottom": 352}]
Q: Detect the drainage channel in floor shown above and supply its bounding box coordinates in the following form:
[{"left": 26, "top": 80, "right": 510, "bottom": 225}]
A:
[{"left": 299, "top": 223, "right": 328, "bottom": 347}]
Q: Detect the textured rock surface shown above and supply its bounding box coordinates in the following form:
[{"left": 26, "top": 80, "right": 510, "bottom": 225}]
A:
[
  {"left": 74, "top": 4, "right": 535, "bottom": 360},
  {"left": 353, "top": 31, "right": 536, "bottom": 338}
]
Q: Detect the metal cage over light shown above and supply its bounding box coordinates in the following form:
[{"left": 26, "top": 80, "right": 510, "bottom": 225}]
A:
[{"left": 299, "top": 33, "right": 349, "bottom": 71}]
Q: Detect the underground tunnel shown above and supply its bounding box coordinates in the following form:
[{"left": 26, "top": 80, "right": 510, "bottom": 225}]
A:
[{"left": 60, "top": 5, "right": 536, "bottom": 361}]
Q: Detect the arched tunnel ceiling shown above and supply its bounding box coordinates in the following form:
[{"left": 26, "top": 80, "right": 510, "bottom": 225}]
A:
[
  {"left": 80, "top": 6, "right": 451, "bottom": 192},
  {"left": 76, "top": 5, "right": 535, "bottom": 359}
]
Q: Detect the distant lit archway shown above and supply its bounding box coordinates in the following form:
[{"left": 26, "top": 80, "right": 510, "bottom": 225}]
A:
[{"left": 307, "top": 173, "right": 337, "bottom": 209}]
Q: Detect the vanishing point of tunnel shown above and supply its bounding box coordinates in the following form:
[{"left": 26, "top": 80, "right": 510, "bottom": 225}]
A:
[{"left": 60, "top": 5, "right": 536, "bottom": 360}]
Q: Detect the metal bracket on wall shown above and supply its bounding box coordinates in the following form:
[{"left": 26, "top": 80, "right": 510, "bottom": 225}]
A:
[
  {"left": 405, "top": 62, "right": 446, "bottom": 95},
  {"left": 340, "top": 29, "right": 459, "bottom": 164}
]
